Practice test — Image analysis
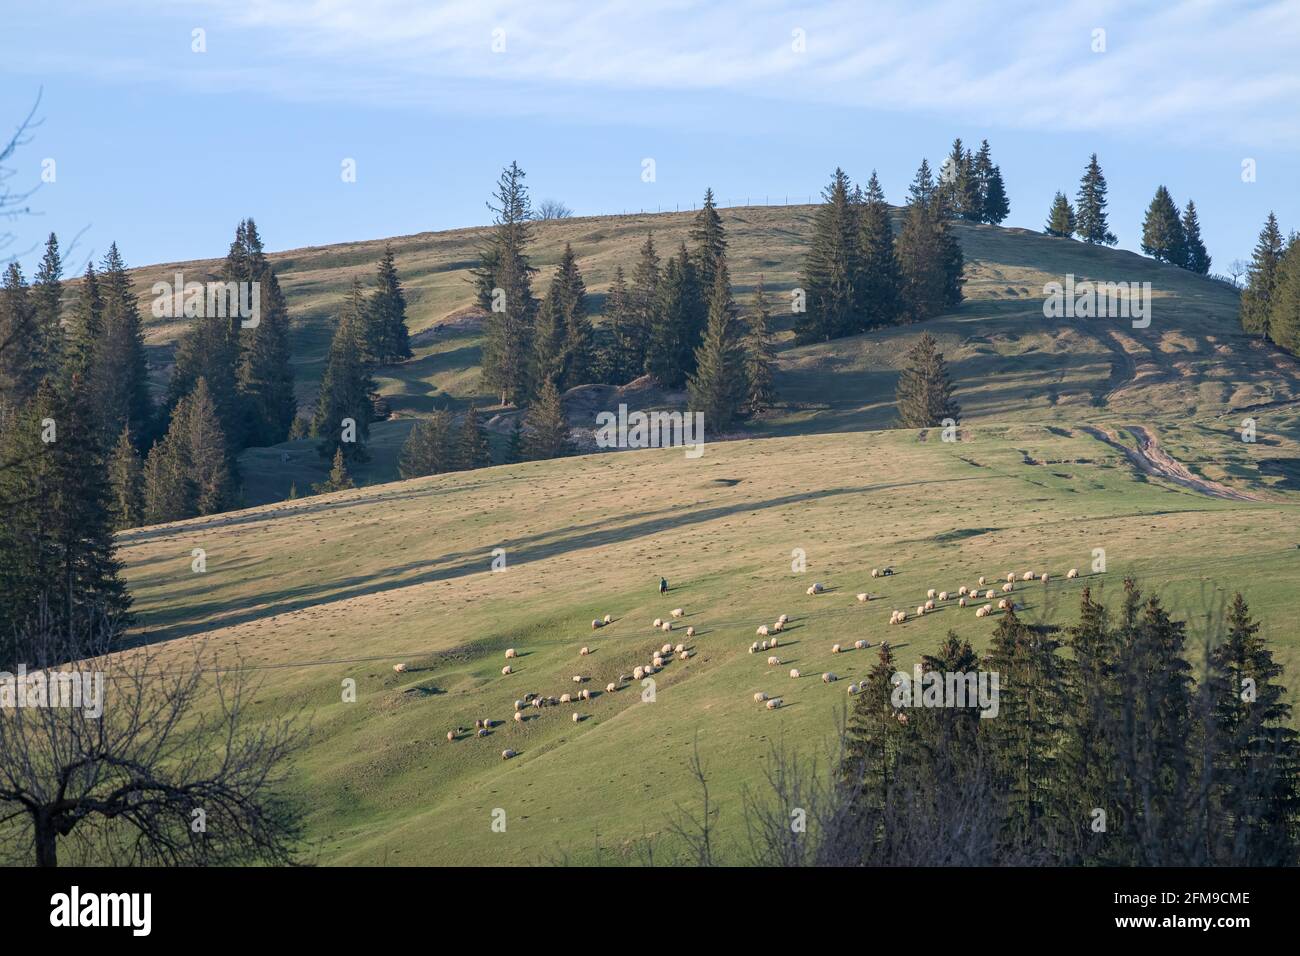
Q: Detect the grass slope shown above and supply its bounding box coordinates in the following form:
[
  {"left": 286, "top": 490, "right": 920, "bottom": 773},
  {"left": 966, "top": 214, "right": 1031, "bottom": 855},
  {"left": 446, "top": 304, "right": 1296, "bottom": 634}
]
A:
[{"left": 118, "top": 424, "right": 1300, "bottom": 865}]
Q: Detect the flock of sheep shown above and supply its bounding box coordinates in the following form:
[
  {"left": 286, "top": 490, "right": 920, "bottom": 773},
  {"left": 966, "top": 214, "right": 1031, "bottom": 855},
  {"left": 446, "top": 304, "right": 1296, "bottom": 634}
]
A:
[{"left": 415, "top": 563, "right": 1084, "bottom": 760}]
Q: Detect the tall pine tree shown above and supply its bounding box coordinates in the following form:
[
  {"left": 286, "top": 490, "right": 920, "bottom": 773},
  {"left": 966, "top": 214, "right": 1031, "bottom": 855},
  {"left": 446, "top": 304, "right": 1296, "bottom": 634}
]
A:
[
  {"left": 742, "top": 276, "right": 776, "bottom": 416},
  {"left": 366, "top": 243, "right": 412, "bottom": 365},
  {"left": 1239, "top": 213, "right": 1285, "bottom": 338},
  {"left": 475, "top": 162, "right": 537, "bottom": 406},
  {"left": 894, "top": 331, "right": 960, "bottom": 427},
  {"left": 1044, "top": 192, "right": 1077, "bottom": 238},
  {"left": 795, "top": 168, "right": 862, "bottom": 342},
  {"left": 1076, "top": 154, "right": 1118, "bottom": 245},
  {"left": 1140, "top": 185, "right": 1186, "bottom": 265},
  {"left": 311, "top": 278, "right": 375, "bottom": 461},
  {"left": 687, "top": 262, "right": 747, "bottom": 433}
]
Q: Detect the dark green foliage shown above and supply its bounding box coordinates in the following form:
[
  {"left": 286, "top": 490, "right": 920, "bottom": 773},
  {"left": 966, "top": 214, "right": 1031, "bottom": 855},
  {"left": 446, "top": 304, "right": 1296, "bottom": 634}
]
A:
[
  {"left": 456, "top": 405, "right": 492, "bottom": 470},
  {"left": 1075, "top": 153, "right": 1118, "bottom": 245},
  {"left": 311, "top": 278, "right": 375, "bottom": 462},
  {"left": 1045, "top": 192, "right": 1076, "bottom": 238},
  {"left": 689, "top": 188, "right": 728, "bottom": 295},
  {"left": 476, "top": 162, "right": 538, "bottom": 406},
  {"left": 366, "top": 243, "right": 412, "bottom": 365},
  {"left": 1267, "top": 236, "right": 1300, "bottom": 354},
  {"left": 626, "top": 232, "right": 660, "bottom": 376},
  {"left": 398, "top": 409, "right": 456, "bottom": 478},
  {"left": 938, "top": 139, "right": 979, "bottom": 221},
  {"left": 32, "top": 232, "right": 64, "bottom": 383},
  {"left": 742, "top": 276, "right": 776, "bottom": 415},
  {"left": 794, "top": 168, "right": 861, "bottom": 342},
  {"left": 533, "top": 243, "right": 593, "bottom": 390},
  {"left": 520, "top": 377, "right": 573, "bottom": 460},
  {"left": 973, "top": 140, "right": 1010, "bottom": 225},
  {"left": 646, "top": 244, "right": 706, "bottom": 388},
  {"left": 894, "top": 331, "right": 960, "bottom": 427},
  {"left": 143, "top": 378, "right": 232, "bottom": 522},
  {"left": 896, "top": 161, "right": 964, "bottom": 322},
  {"left": 596, "top": 266, "right": 638, "bottom": 385},
  {"left": 687, "top": 262, "right": 747, "bottom": 433},
  {"left": 1240, "top": 213, "right": 1285, "bottom": 338},
  {"left": 107, "top": 426, "right": 143, "bottom": 531},
  {"left": 0, "top": 262, "right": 39, "bottom": 407},
  {"left": 236, "top": 220, "right": 297, "bottom": 447},
  {"left": 1181, "top": 200, "right": 1211, "bottom": 275},
  {"left": 1140, "top": 185, "right": 1186, "bottom": 265},
  {"left": 856, "top": 171, "right": 904, "bottom": 330},
  {"left": 62, "top": 264, "right": 102, "bottom": 392},
  {"left": 96, "top": 244, "right": 152, "bottom": 447},
  {"left": 313, "top": 447, "right": 356, "bottom": 494}
]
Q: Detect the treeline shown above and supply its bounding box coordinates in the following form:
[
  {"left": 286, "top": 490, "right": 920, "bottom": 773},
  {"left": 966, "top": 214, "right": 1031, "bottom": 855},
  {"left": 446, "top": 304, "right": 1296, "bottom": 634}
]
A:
[
  {"left": 1044, "top": 154, "right": 1211, "bottom": 275},
  {"left": 466, "top": 162, "right": 775, "bottom": 451},
  {"left": 1240, "top": 211, "right": 1300, "bottom": 355}
]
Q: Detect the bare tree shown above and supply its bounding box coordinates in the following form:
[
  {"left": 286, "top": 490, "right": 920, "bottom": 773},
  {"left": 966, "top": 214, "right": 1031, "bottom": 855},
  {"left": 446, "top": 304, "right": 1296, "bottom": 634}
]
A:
[
  {"left": 0, "top": 91, "right": 42, "bottom": 262},
  {"left": 0, "top": 606, "right": 305, "bottom": 866},
  {"left": 533, "top": 199, "right": 573, "bottom": 221},
  {"left": 1228, "top": 258, "right": 1249, "bottom": 289}
]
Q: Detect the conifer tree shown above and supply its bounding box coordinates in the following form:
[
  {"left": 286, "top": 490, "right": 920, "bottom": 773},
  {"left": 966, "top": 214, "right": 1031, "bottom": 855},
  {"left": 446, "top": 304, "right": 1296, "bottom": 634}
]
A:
[
  {"left": 505, "top": 416, "right": 524, "bottom": 464},
  {"left": 856, "top": 171, "right": 904, "bottom": 329},
  {"left": 1181, "top": 200, "right": 1211, "bottom": 275},
  {"left": 236, "top": 220, "right": 297, "bottom": 447},
  {"left": 627, "top": 232, "right": 661, "bottom": 376},
  {"left": 1240, "top": 213, "right": 1285, "bottom": 337},
  {"left": 894, "top": 331, "right": 960, "bottom": 427},
  {"left": 938, "top": 139, "right": 978, "bottom": 220},
  {"left": 313, "top": 447, "right": 356, "bottom": 494},
  {"left": 520, "top": 377, "right": 573, "bottom": 460},
  {"left": 842, "top": 641, "right": 904, "bottom": 818},
  {"left": 1140, "top": 185, "right": 1187, "bottom": 265},
  {"left": 96, "top": 243, "right": 152, "bottom": 447},
  {"left": 62, "top": 263, "right": 102, "bottom": 390},
  {"left": 457, "top": 405, "right": 492, "bottom": 470},
  {"left": 534, "top": 243, "right": 592, "bottom": 390},
  {"left": 107, "top": 425, "right": 144, "bottom": 531},
  {"left": 0, "top": 262, "right": 39, "bottom": 407},
  {"left": 598, "top": 266, "right": 638, "bottom": 385},
  {"left": 687, "top": 263, "right": 747, "bottom": 433},
  {"left": 689, "top": 188, "right": 728, "bottom": 295},
  {"left": 1075, "top": 154, "right": 1118, "bottom": 245},
  {"left": 185, "top": 378, "right": 232, "bottom": 516},
  {"left": 795, "top": 168, "right": 861, "bottom": 342},
  {"left": 742, "top": 276, "right": 776, "bottom": 416},
  {"left": 896, "top": 160, "right": 964, "bottom": 322},
  {"left": 142, "top": 420, "right": 193, "bottom": 526},
  {"left": 366, "top": 243, "right": 412, "bottom": 365},
  {"left": 33, "top": 232, "right": 63, "bottom": 382},
  {"left": 1266, "top": 236, "right": 1300, "bottom": 354},
  {"left": 398, "top": 409, "right": 456, "bottom": 478},
  {"left": 475, "top": 162, "right": 537, "bottom": 406},
  {"left": 1044, "top": 192, "right": 1077, "bottom": 238},
  {"left": 311, "top": 278, "right": 375, "bottom": 462},
  {"left": 646, "top": 244, "right": 706, "bottom": 388},
  {"left": 973, "top": 140, "right": 1010, "bottom": 224}
]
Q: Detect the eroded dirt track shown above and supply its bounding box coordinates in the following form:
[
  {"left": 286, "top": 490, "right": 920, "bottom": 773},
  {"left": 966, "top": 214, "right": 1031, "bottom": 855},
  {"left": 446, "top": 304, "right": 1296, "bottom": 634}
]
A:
[{"left": 1080, "top": 424, "right": 1261, "bottom": 501}]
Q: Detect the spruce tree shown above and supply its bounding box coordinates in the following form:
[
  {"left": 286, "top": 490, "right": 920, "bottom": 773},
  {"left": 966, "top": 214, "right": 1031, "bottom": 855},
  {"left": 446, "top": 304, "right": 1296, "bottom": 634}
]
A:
[
  {"left": 534, "top": 243, "right": 592, "bottom": 390},
  {"left": 687, "top": 262, "right": 747, "bottom": 433},
  {"left": 96, "top": 243, "right": 152, "bottom": 447},
  {"left": 142, "top": 420, "right": 193, "bottom": 526},
  {"left": 938, "top": 139, "right": 978, "bottom": 220},
  {"left": 236, "top": 220, "right": 297, "bottom": 447},
  {"left": 627, "top": 232, "right": 660, "bottom": 376},
  {"left": 896, "top": 160, "right": 964, "bottom": 322},
  {"left": 689, "top": 188, "right": 728, "bottom": 295},
  {"left": 398, "top": 409, "right": 455, "bottom": 478},
  {"left": 742, "top": 276, "right": 776, "bottom": 415},
  {"left": 505, "top": 416, "right": 524, "bottom": 464},
  {"left": 33, "top": 232, "right": 64, "bottom": 383},
  {"left": 598, "top": 266, "right": 637, "bottom": 385},
  {"left": 367, "top": 243, "right": 412, "bottom": 364},
  {"left": 1181, "top": 200, "right": 1211, "bottom": 275},
  {"left": 0, "top": 262, "right": 39, "bottom": 408},
  {"left": 520, "top": 377, "right": 573, "bottom": 460},
  {"left": 313, "top": 447, "right": 356, "bottom": 494},
  {"left": 475, "top": 162, "right": 537, "bottom": 406},
  {"left": 646, "top": 244, "right": 706, "bottom": 388},
  {"left": 1240, "top": 213, "right": 1285, "bottom": 337},
  {"left": 456, "top": 404, "right": 492, "bottom": 470},
  {"left": 842, "top": 641, "right": 904, "bottom": 819},
  {"left": 185, "top": 378, "right": 232, "bottom": 516},
  {"left": 311, "top": 277, "right": 375, "bottom": 462},
  {"left": 62, "top": 263, "right": 102, "bottom": 390},
  {"left": 795, "top": 168, "right": 861, "bottom": 342},
  {"left": 1045, "top": 192, "right": 1077, "bottom": 238},
  {"left": 1075, "top": 154, "right": 1118, "bottom": 245},
  {"left": 894, "top": 331, "right": 960, "bottom": 427},
  {"left": 1140, "top": 185, "right": 1187, "bottom": 265},
  {"left": 973, "top": 140, "right": 1010, "bottom": 224},
  {"left": 107, "top": 425, "right": 144, "bottom": 531},
  {"left": 1266, "top": 237, "right": 1300, "bottom": 354},
  {"left": 856, "top": 171, "right": 904, "bottom": 329}
]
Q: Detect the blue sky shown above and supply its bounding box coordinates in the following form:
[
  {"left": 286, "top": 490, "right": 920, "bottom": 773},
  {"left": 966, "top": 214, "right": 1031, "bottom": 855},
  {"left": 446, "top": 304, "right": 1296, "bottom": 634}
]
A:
[{"left": 2, "top": 0, "right": 1298, "bottom": 277}]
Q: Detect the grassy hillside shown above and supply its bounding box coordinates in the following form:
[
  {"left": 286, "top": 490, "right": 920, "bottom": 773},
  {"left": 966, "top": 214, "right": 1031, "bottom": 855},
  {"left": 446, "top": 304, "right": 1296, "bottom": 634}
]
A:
[
  {"left": 118, "top": 424, "right": 1300, "bottom": 865},
  {"left": 118, "top": 206, "right": 1300, "bottom": 504}
]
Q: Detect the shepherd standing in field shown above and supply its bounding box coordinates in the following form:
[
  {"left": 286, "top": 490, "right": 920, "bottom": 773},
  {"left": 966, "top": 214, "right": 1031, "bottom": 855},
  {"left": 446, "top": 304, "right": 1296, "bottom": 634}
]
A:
[{"left": 659, "top": 577, "right": 668, "bottom": 595}]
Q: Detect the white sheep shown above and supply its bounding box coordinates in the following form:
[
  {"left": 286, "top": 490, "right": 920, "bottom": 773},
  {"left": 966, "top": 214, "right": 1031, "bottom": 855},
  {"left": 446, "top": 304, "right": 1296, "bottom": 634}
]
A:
[
  {"left": 633, "top": 667, "right": 645, "bottom": 680},
  {"left": 580, "top": 688, "right": 591, "bottom": 700},
  {"left": 580, "top": 646, "right": 590, "bottom": 656},
  {"left": 978, "top": 576, "right": 987, "bottom": 586},
  {"left": 769, "top": 636, "right": 779, "bottom": 648},
  {"left": 603, "top": 613, "right": 612, "bottom": 624},
  {"left": 513, "top": 711, "right": 524, "bottom": 723},
  {"left": 754, "top": 691, "right": 768, "bottom": 703},
  {"left": 1067, "top": 568, "right": 1079, "bottom": 579},
  {"left": 504, "top": 648, "right": 517, "bottom": 659},
  {"left": 679, "top": 650, "right": 690, "bottom": 660},
  {"left": 532, "top": 698, "right": 543, "bottom": 709},
  {"left": 767, "top": 655, "right": 780, "bottom": 666},
  {"left": 652, "top": 656, "right": 664, "bottom": 668},
  {"left": 916, "top": 605, "right": 926, "bottom": 616},
  {"left": 606, "top": 682, "right": 617, "bottom": 693},
  {"left": 674, "top": 643, "right": 685, "bottom": 653},
  {"left": 848, "top": 683, "right": 860, "bottom": 695},
  {"left": 857, "top": 592, "right": 869, "bottom": 602},
  {"left": 1002, "top": 582, "right": 1014, "bottom": 593},
  {"left": 661, "top": 621, "right": 672, "bottom": 632},
  {"left": 789, "top": 668, "right": 801, "bottom": 679},
  {"left": 644, "top": 664, "right": 657, "bottom": 675},
  {"left": 985, "top": 589, "right": 996, "bottom": 600},
  {"left": 671, "top": 608, "right": 684, "bottom": 619},
  {"left": 832, "top": 643, "right": 842, "bottom": 654},
  {"left": 572, "top": 713, "right": 581, "bottom": 723},
  {"left": 502, "top": 749, "right": 516, "bottom": 760},
  {"left": 766, "top": 698, "right": 782, "bottom": 709},
  {"left": 757, "top": 625, "right": 769, "bottom": 637},
  {"left": 927, "top": 588, "right": 937, "bottom": 600},
  {"left": 938, "top": 591, "right": 949, "bottom": 602},
  {"left": 871, "top": 568, "right": 880, "bottom": 578},
  {"left": 393, "top": 663, "right": 407, "bottom": 673},
  {"left": 446, "top": 730, "right": 455, "bottom": 741},
  {"left": 560, "top": 692, "right": 572, "bottom": 704},
  {"left": 925, "top": 599, "right": 935, "bottom": 610},
  {"left": 749, "top": 642, "right": 759, "bottom": 653},
  {"left": 572, "top": 675, "right": 583, "bottom": 684},
  {"left": 760, "top": 639, "right": 769, "bottom": 651},
  {"left": 514, "top": 699, "right": 525, "bottom": 711},
  {"left": 772, "top": 620, "right": 785, "bottom": 632},
  {"left": 657, "top": 643, "right": 670, "bottom": 655},
  {"left": 958, "top": 585, "right": 968, "bottom": 596},
  {"left": 855, "top": 639, "right": 868, "bottom": 650},
  {"left": 501, "top": 665, "right": 513, "bottom": 675},
  {"left": 1041, "top": 572, "right": 1050, "bottom": 583},
  {"left": 777, "top": 614, "right": 789, "bottom": 624},
  {"left": 975, "top": 606, "right": 988, "bottom": 618},
  {"left": 822, "top": 672, "right": 837, "bottom": 683},
  {"left": 958, "top": 597, "right": 968, "bottom": 607},
  {"left": 998, "top": 598, "right": 1009, "bottom": 610},
  {"left": 686, "top": 626, "right": 695, "bottom": 637},
  {"left": 653, "top": 618, "right": 663, "bottom": 628},
  {"left": 1022, "top": 571, "right": 1034, "bottom": 581},
  {"left": 1006, "top": 572, "right": 1016, "bottom": 583}
]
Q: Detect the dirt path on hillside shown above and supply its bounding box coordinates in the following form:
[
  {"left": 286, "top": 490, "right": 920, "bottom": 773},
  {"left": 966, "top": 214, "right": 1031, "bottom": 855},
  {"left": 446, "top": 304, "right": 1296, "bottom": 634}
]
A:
[{"left": 1079, "top": 424, "right": 1262, "bottom": 501}]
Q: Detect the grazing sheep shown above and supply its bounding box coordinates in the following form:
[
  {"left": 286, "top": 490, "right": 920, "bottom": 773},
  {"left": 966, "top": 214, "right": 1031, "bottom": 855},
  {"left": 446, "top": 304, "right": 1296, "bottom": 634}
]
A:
[
  {"left": 580, "top": 689, "right": 591, "bottom": 700},
  {"left": 393, "top": 663, "right": 407, "bottom": 673},
  {"left": 958, "top": 585, "right": 968, "bottom": 596},
  {"left": 514, "top": 699, "right": 525, "bottom": 711},
  {"left": 580, "top": 646, "right": 590, "bottom": 656},
  {"left": 603, "top": 613, "right": 612, "bottom": 624},
  {"left": 633, "top": 667, "right": 645, "bottom": 680},
  {"left": 1067, "top": 568, "right": 1079, "bottom": 579},
  {"left": 772, "top": 620, "right": 785, "bottom": 633},
  {"left": 871, "top": 568, "right": 880, "bottom": 578},
  {"left": 777, "top": 614, "right": 789, "bottom": 624},
  {"left": 504, "top": 648, "right": 517, "bottom": 659},
  {"left": 671, "top": 608, "right": 684, "bottom": 619},
  {"left": 572, "top": 675, "right": 583, "bottom": 684},
  {"left": 502, "top": 749, "right": 516, "bottom": 760},
  {"left": 644, "top": 664, "right": 657, "bottom": 675},
  {"left": 679, "top": 650, "right": 690, "bottom": 660},
  {"left": 985, "top": 589, "right": 996, "bottom": 600},
  {"left": 446, "top": 731, "right": 455, "bottom": 741},
  {"left": 652, "top": 618, "right": 663, "bottom": 628},
  {"left": 925, "top": 599, "right": 935, "bottom": 611},
  {"left": 501, "top": 665, "right": 513, "bottom": 676},
  {"left": 660, "top": 643, "right": 672, "bottom": 655},
  {"left": 675, "top": 643, "right": 685, "bottom": 653},
  {"left": 532, "top": 698, "right": 543, "bottom": 709},
  {"left": 832, "top": 643, "right": 842, "bottom": 654},
  {"left": 1023, "top": 571, "right": 1034, "bottom": 581},
  {"left": 757, "top": 625, "right": 769, "bottom": 637},
  {"left": 767, "top": 656, "right": 780, "bottom": 666},
  {"left": 857, "top": 592, "right": 869, "bottom": 602},
  {"left": 927, "top": 588, "right": 937, "bottom": 600},
  {"left": 560, "top": 693, "right": 572, "bottom": 704},
  {"left": 572, "top": 712, "right": 581, "bottom": 723},
  {"left": 769, "top": 636, "right": 779, "bottom": 648},
  {"left": 1041, "top": 573, "right": 1050, "bottom": 583},
  {"left": 848, "top": 683, "right": 860, "bottom": 695},
  {"left": 475, "top": 719, "right": 484, "bottom": 729},
  {"left": 822, "top": 672, "right": 838, "bottom": 683},
  {"left": 916, "top": 605, "right": 926, "bottom": 616},
  {"left": 789, "top": 668, "right": 801, "bottom": 679},
  {"left": 938, "top": 591, "right": 949, "bottom": 602},
  {"left": 998, "top": 599, "right": 1009, "bottom": 610},
  {"left": 653, "top": 656, "right": 664, "bottom": 668},
  {"left": 662, "top": 621, "right": 672, "bottom": 632},
  {"left": 513, "top": 711, "right": 524, "bottom": 723},
  {"left": 749, "top": 642, "right": 759, "bottom": 654},
  {"left": 754, "top": 692, "right": 768, "bottom": 703},
  {"left": 760, "top": 639, "right": 769, "bottom": 651},
  {"left": 975, "top": 606, "right": 988, "bottom": 618},
  {"left": 591, "top": 619, "right": 602, "bottom": 630},
  {"left": 766, "top": 698, "right": 783, "bottom": 709},
  {"left": 478, "top": 727, "right": 489, "bottom": 737},
  {"left": 606, "top": 682, "right": 617, "bottom": 693},
  {"left": 979, "top": 576, "right": 987, "bottom": 587},
  {"left": 686, "top": 626, "right": 696, "bottom": 637},
  {"left": 959, "top": 596, "right": 968, "bottom": 607},
  {"left": 1006, "top": 572, "right": 1016, "bottom": 583},
  {"left": 1003, "top": 582, "right": 1014, "bottom": 593},
  {"left": 855, "top": 639, "right": 869, "bottom": 650}
]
